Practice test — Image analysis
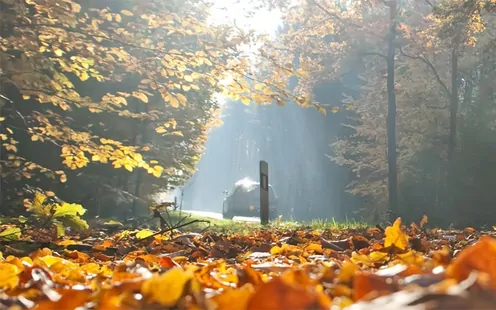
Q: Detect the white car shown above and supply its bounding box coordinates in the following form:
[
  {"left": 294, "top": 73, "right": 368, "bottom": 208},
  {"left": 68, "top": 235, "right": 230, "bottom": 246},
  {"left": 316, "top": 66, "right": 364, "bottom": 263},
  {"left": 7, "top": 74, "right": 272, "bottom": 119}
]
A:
[{"left": 222, "top": 178, "right": 278, "bottom": 220}]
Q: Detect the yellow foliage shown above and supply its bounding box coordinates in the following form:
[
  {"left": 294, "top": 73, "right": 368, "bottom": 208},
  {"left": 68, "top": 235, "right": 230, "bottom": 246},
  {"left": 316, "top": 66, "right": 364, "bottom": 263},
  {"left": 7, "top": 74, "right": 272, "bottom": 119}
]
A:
[
  {"left": 141, "top": 267, "right": 195, "bottom": 307},
  {"left": 384, "top": 218, "right": 409, "bottom": 250},
  {"left": 136, "top": 229, "right": 155, "bottom": 240},
  {"left": 0, "top": 263, "right": 20, "bottom": 290}
]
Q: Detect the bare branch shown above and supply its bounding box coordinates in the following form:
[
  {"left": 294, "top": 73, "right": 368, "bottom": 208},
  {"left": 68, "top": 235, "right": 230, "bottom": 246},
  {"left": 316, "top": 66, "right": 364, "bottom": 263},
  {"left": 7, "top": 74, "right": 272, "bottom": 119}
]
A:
[{"left": 359, "top": 51, "right": 387, "bottom": 59}]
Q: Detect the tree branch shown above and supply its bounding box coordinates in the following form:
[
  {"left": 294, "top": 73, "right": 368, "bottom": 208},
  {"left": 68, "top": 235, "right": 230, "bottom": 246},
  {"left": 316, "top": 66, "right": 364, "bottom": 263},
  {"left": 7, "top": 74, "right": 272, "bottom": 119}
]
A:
[
  {"left": 398, "top": 46, "right": 451, "bottom": 97},
  {"left": 359, "top": 51, "right": 387, "bottom": 59}
]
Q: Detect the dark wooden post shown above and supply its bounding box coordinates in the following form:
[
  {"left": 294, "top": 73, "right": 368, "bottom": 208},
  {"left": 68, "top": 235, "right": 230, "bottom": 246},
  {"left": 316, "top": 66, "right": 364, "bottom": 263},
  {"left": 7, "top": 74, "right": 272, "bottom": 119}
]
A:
[{"left": 260, "top": 160, "right": 269, "bottom": 225}]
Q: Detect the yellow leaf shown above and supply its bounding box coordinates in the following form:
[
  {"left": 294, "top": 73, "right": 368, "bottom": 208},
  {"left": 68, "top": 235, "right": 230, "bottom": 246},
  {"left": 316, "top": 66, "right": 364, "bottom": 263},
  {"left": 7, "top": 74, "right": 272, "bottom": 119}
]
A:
[
  {"left": 71, "top": 2, "right": 81, "bottom": 13},
  {"left": 169, "top": 97, "right": 179, "bottom": 108},
  {"left": 305, "top": 243, "right": 323, "bottom": 253},
  {"left": 45, "top": 191, "right": 55, "bottom": 197},
  {"left": 184, "top": 75, "right": 193, "bottom": 82},
  {"left": 384, "top": 217, "right": 409, "bottom": 251},
  {"left": 241, "top": 97, "right": 251, "bottom": 105},
  {"left": 60, "top": 174, "right": 67, "bottom": 183},
  {"left": 338, "top": 260, "right": 357, "bottom": 282},
  {"left": 121, "top": 10, "right": 134, "bottom": 16},
  {"left": 136, "top": 229, "right": 155, "bottom": 240},
  {"left": 134, "top": 92, "right": 149, "bottom": 103},
  {"left": 331, "top": 107, "right": 340, "bottom": 113},
  {"left": 152, "top": 165, "right": 163, "bottom": 178},
  {"left": 420, "top": 215, "right": 428, "bottom": 228},
  {"left": 57, "top": 239, "right": 80, "bottom": 246},
  {"left": 54, "top": 49, "right": 64, "bottom": 57},
  {"left": 255, "top": 83, "right": 266, "bottom": 90},
  {"left": 176, "top": 93, "right": 187, "bottom": 106},
  {"left": 170, "top": 131, "right": 183, "bottom": 137},
  {"left": 31, "top": 135, "right": 39, "bottom": 141},
  {"left": 141, "top": 267, "right": 194, "bottom": 307},
  {"left": 92, "top": 154, "right": 100, "bottom": 161},
  {"left": 0, "top": 263, "right": 20, "bottom": 290},
  {"left": 296, "top": 70, "right": 309, "bottom": 78},
  {"left": 155, "top": 127, "right": 167, "bottom": 134},
  {"left": 80, "top": 71, "right": 89, "bottom": 81},
  {"left": 124, "top": 164, "right": 133, "bottom": 172},
  {"left": 22, "top": 95, "right": 30, "bottom": 100}
]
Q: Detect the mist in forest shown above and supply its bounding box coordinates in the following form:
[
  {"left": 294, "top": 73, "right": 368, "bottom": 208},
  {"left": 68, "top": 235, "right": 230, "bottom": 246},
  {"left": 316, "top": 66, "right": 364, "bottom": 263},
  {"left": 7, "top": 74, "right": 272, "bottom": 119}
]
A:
[{"left": 178, "top": 93, "right": 360, "bottom": 221}]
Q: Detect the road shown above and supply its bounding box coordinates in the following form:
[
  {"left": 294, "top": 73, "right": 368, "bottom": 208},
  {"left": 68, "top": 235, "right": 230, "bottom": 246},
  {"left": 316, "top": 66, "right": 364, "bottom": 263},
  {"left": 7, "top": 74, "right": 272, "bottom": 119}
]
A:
[{"left": 180, "top": 210, "right": 260, "bottom": 223}]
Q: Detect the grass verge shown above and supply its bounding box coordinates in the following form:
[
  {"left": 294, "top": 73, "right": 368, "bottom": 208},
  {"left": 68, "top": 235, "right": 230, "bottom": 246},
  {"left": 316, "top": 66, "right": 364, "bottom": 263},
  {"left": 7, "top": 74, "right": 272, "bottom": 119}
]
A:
[{"left": 163, "top": 210, "right": 369, "bottom": 234}]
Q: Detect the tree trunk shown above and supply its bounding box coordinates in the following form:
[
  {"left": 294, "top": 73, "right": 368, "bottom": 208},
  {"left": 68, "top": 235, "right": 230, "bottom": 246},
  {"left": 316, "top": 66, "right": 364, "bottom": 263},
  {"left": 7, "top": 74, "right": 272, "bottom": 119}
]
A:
[
  {"left": 445, "top": 44, "right": 459, "bottom": 216},
  {"left": 132, "top": 104, "right": 149, "bottom": 216},
  {"left": 386, "top": 0, "right": 398, "bottom": 220}
]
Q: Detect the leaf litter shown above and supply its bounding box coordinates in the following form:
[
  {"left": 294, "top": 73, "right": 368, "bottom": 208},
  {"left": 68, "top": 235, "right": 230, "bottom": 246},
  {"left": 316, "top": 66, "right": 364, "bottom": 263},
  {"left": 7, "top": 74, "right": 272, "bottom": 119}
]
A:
[{"left": 1, "top": 217, "right": 496, "bottom": 309}]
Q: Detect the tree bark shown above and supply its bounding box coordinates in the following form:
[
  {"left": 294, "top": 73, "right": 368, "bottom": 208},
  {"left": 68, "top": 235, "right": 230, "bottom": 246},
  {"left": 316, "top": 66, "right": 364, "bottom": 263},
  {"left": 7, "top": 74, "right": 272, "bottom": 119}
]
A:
[
  {"left": 386, "top": 0, "right": 398, "bottom": 220},
  {"left": 448, "top": 47, "right": 458, "bottom": 172}
]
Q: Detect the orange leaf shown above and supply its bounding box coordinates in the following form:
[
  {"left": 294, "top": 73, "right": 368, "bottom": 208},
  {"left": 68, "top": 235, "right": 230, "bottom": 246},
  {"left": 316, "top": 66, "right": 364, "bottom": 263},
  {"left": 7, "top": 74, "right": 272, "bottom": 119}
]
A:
[
  {"left": 446, "top": 235, "right": 496, "bottom": 290},
  {"left": 65, "top": 250, "right": 90, "bottom": 264},
  {"left": 36, "top": 289, "right": 91, "bottom": 310},
  {"left": 210, "top": 284, "right": 255, "bottom": 310},
  {"left": 419, "top": 215, "right": 428, "bottom": 228},
  {"left": 246, "top": 277, "right": 331, "bottom": 310},
  {"left": 159, "top": 256, "right": 179, "bottom": 268},
  {"left": 464, "top": 227, "right": 476, "bottom": 234}
]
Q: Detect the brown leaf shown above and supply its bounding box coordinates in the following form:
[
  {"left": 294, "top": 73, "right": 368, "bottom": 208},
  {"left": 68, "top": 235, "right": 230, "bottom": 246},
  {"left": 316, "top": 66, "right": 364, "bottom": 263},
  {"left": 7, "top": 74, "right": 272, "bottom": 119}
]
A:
[
  {"left": 320, "top": 237, "right": 348, "bottom": 251},
  {"left": 353, "top": 272, "right": 397, "bottom": 301}
]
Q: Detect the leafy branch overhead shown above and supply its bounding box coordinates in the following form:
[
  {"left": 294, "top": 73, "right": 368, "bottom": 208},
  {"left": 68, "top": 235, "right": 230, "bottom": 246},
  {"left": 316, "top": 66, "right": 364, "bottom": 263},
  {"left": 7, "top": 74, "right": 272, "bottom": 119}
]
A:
[{"left": 0, "top": 0, "right": 312, "bottom": 188}]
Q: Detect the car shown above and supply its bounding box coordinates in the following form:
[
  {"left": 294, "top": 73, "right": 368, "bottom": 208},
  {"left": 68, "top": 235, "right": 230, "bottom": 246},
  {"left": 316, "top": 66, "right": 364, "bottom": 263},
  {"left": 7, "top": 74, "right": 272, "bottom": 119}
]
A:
[{"left": 222, "top": 178, "right": 278, "bottom": 220}]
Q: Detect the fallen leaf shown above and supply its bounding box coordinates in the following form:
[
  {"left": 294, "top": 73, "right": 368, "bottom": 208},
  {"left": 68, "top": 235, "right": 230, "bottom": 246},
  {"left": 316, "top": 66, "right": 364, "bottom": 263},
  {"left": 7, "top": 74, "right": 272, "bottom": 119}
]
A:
[{"left": 384, "top": 218, "right": 409, "bottom": 251}]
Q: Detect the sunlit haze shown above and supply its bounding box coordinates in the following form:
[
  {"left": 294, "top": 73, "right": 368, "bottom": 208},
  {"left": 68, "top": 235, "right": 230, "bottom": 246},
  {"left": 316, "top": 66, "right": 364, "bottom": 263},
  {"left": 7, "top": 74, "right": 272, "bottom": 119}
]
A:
[
  {"left": 210, "top": 0, "right": 282, "bottom": 36},
  {"left": 209, "top": 1, "right": 282, "bottom": 105}
]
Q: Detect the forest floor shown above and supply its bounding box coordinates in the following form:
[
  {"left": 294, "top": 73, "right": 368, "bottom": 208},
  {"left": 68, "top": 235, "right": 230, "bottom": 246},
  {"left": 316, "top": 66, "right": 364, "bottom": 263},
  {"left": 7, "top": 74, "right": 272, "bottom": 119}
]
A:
[{"left": 0, "top": 211, "right": 496, "bottom": 310}]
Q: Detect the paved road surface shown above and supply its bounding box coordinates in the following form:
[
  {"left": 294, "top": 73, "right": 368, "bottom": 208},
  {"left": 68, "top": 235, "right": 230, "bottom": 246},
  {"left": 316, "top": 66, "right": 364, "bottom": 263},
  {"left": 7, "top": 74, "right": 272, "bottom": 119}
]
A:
[{"left": 180, "top": 210, "right": 260, "bottom": 223}]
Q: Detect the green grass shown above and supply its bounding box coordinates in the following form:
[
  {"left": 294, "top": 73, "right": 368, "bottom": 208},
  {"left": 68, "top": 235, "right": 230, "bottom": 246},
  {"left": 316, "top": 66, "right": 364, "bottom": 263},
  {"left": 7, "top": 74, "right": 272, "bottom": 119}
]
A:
[{"left": 163, "top": 210, "right": 369, "bottom": 234}]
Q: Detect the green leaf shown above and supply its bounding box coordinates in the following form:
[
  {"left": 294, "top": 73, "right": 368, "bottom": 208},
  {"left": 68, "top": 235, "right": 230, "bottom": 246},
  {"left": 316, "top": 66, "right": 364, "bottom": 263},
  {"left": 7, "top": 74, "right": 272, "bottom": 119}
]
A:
[
  {"left": 104, "top": 220, "right": 124, "bottom": 226},
  {"left": 0, "top": 227, "right": 21, "bottom": 240},
  {"left": 55, "top": 221, "right": 65, "bottom": 238},
  {"left": 53, "top": 202, "right": 87, "bottom": 218},
  {"left": 136, "top": 229, "right": 155, "bottom": 240},
  {"left": 17, "top": 216, "right": 28, "bottom": 224},
  {"left": 62, "top": 215, "right": 89, "bottom": 231}
]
